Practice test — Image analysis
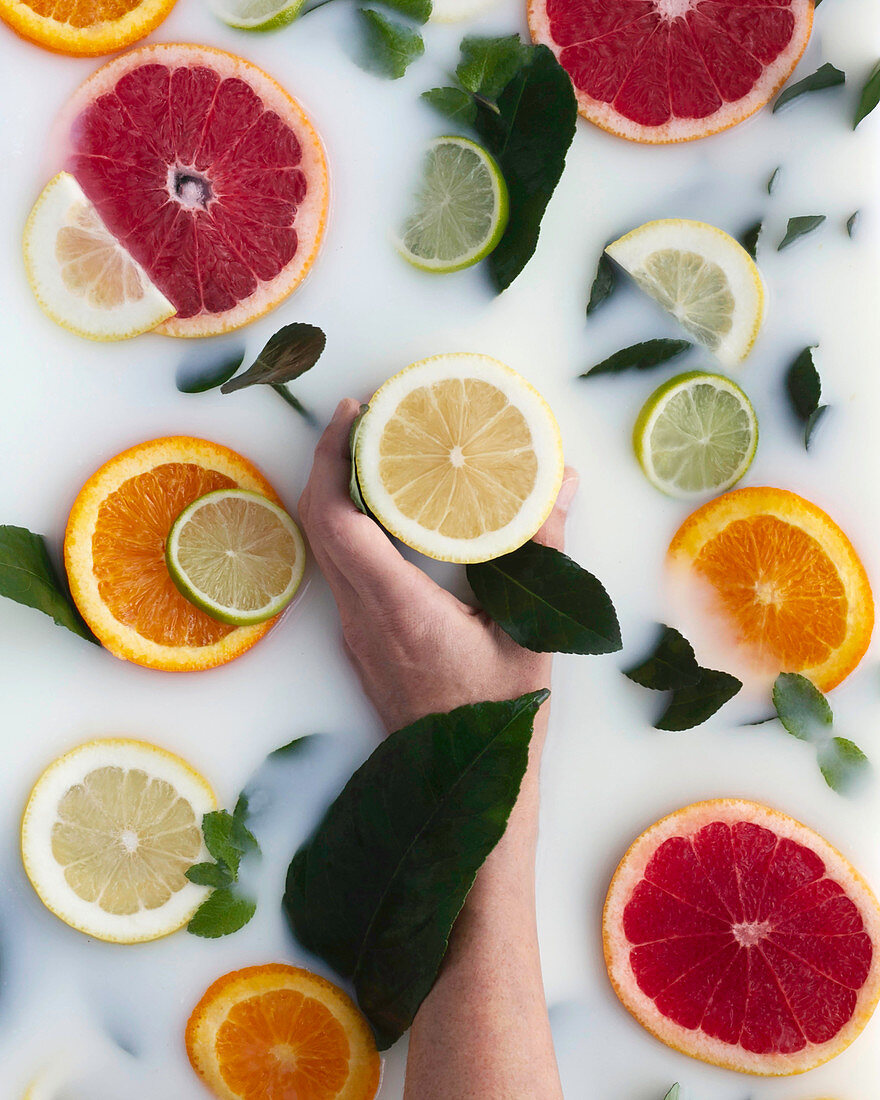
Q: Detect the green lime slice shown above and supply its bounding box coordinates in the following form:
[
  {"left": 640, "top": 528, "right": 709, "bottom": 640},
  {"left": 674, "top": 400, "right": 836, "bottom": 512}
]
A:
[
  {"left": 166, "top": 489, "right": 306, "bottom": 626},
  {"left": 396, "top": 136, "right": 509, "bottom": 274},
  {"left": 634, "top": 371, "right": 758, "bottom": 498},
  {"left": 206, "top": 0, "right": 306, "bottom": 30}
]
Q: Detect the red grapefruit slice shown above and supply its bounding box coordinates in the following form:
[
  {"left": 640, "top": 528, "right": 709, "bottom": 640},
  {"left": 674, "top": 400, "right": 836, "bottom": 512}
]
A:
[
  {"left": 604, "top": 800, "right": 880, "bottom": 1075},
  {"left": 58, "top": 43, "right": 329, "bottom": 337},
  {"left": 528, "top": 0, "right": 814, "bottom": 143}
]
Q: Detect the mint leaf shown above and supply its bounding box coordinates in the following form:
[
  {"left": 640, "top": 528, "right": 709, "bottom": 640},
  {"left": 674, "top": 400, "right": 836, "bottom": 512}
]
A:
[
  {"left": 772, "top": 672, "right": 833, "bottom": 742},
  {"left": 186, "top": 861, "right": 232, "bottom": 889},
  {"left": 231, "top": 797, "right": 259, "bottom": 855},
  {"left": 847, "top": 211, "right": 860, "bottom": 238},
  {"left": 467, "top": 541, "right": 621, "bottom": 655},
  {"left": 768, "top": 166, "right": 781, "bottom": 194},
  {"left": 176, "top": 350, "right": 244, "bottom": 394},
  {"left": 348, "top": 404, "right": 370, "bottom": 516},
  {"left": 587, "top": 251, "right": 616, "bottom": 316},
  {"left": 581, "top": 338, "right": 692, "bottom": 378},
  {"left": 854, "top": 59, "right": 880, "bottom": 128},
  {"left": 358, "top": 9, "right": 424, "bottom": 80},
  {"left": 284, "top": 691, "right": 548, "bottom": 1049},
  {"left": 220, "top": 323, "right": 325, "bottom": 426},
  {"left": 786, "top": 345, "right": 821, "bottom": 419},
  {"left": 655, "top": 668, "right": 742, "bottom": 731},
  {"left": 663, "top": 1088, "right": 680, "bottom": 1100},
  {"left": 773, "top": 62, "right": 845, "bottom": 113},
  {"left": 375, "top": 0, "right": 431, "bottom": 22},
  {"left": 739, "top": 219, "right": 762, "bottom": 259},
  {"left": 456, "top": 34, "right": 526, "bottom": 101},
  {"left": 819, "top": 737, "right": 870, "bottom": 793},
  {"left": 0, "top": 526, "right": 99, "bottom": 644},
  {"left": 625, "top": 625, "right": 701, "bottom": 691},
  {"left": 188, "top": 887, "right": 256, "bottom": 938},
  {"left": 421, "top": 87, "right": 477, "bottom": 125},
  {"left": 778, "top": 215, "right": 826, "bottom": 250},
  {"left": 202, "top": 811, "right": 245, "bottom": 879}
]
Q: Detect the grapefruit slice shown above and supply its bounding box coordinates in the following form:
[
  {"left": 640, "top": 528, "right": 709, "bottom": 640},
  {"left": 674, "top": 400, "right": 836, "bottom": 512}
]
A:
[
  {"left": 604, "top": 800, "right": 880, "bottom": 1075},
  {"left": 528, "top": 0, "right": 814, "bottom": 143},
  {"left": 57, "top": 44, "right": 329, "bottom": 338}
]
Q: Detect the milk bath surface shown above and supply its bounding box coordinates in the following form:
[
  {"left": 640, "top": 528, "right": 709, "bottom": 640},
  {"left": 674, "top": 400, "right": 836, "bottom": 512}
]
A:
[{"left": 0, "top": 2, "right": 879, "bottom": 1099}]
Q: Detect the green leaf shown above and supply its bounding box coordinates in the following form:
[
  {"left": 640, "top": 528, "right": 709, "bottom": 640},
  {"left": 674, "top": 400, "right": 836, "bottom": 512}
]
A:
[
  {"left": 854, "top": 59, "right": 880, "bottom": 128},
  {"left": 231, "top": 797, "right": 260, "bottom": 855},
  {"left": 804, "top": 404, "right": 829, "bottom": 449},
  {"left": 768, "top": 166, "right": 782, "bottom": 194},
  {"left": 187, "top": 887, "right": 256, "bottom": 938},
  {"left": 284, "top": 691, "right": 548, "bottom": 1049},
  {"left": 739, "top": 219, "right": 763, "bottom": 259},
  {"left": 185, "top": 861, "right": 233, "bottom": 889},
  {"left": 221, "top": 323, "right": 325, "bottom": 393},
  {"left": 176, "top": 350, "right": 245, "bottom": 394},
  {"left": 0, "top": 526, "right": 99, "bottom": 643},
  {"left": 456, "top": 34, "right": 527, "bottom": 101},
  {"left": 580, "top": 338, "right": 692, "bottom": 378},
  {"left": 421, "top": 87, "right": 477, "bottom": 125},
  {"left": 778, "top": 215, "right": 826, "bottom": 250},
  {"left": 269, "top": 734, "right": 319, "bottom": 759},
  {"left": 786, "top": 345, "right": 821, "bottom": 419},
  {"left": 348, "top": 404, "right": 370, "bottom": 516},
  {"left": 655, "top": 668, "right": 742, "bottom": 731},
  {"left": 374, "top": 0, "right": 431, "bottom": 23},
  {"left": 357, "top": 9, "right": 424, "bottom": 80},
  {"left": 663, "top": 1088, "right": 681, "bottom": 1100},
  {"left": 624, "top": 625, "right": 701, "bottom": 691},
  {"left": 586, "top": 251, "right": 616, "bottom": 316},
  {"left": 202, "top": 811, "right": 244, "bottom": 879},
  {"left": 467, "top": 541, "right": 621, "bottom": 655},
  {"left": 847, "top": 210, "right": 860, "bottom": 238},
  {"left": 474, "top": 44, "right": 577, "bottom": 291},
  {"left": 773, "top": 62, "right": 845, "bottom": 112},
  {"left": 819, "top": 737, "right": 870, "bottom": 793},
  {"left": 772, "top": 672, "right": 833, "bottom": 742}
]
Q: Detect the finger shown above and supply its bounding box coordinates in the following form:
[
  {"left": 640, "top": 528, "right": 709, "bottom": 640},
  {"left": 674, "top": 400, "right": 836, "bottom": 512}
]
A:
[{"left": 532, "top": 467, "right": 578, "bottom": 552}]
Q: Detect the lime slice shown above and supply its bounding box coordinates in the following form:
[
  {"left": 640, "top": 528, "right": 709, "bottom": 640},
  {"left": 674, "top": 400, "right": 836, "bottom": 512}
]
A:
[
  {"left": 166, "top": 489, "right": 306, "bottom": 626},
  {"left": 397, "top": 136, "right": 509, "bottom": 273},
  {"left": 206, "top": 0, "right": 306, "bottom": 29},
  {"left": 634, "top": 371, "right": 758, "bottom": 498}
]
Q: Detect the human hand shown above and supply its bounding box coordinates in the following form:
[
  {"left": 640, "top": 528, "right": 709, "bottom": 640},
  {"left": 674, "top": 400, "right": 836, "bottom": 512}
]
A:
[{"left": 298, "top": 399, "right": 578, "bottom": 735}]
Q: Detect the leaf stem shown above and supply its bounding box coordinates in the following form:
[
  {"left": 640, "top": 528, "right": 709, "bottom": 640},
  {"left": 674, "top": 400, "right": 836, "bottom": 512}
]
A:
[{"left": 271, "top": 383, "right": 317, "bottom": 425}]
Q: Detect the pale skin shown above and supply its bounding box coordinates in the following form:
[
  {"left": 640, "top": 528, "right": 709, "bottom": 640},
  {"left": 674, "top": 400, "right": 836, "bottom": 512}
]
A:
[{"left": 299, "top": 399, "right": 578, "bottom": 1100}]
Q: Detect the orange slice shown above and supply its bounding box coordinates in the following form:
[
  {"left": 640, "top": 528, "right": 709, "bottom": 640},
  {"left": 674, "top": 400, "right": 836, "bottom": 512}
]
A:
[
  {"left": 0, "top": 0, "right": 175, "bottom": 56},
  {"left": 185, "top": 964, "right": 381, "bottom": 1100},
  {"left": 668, "top": 487, "right": 873, "bottom": 691},
  {"left": 64, "top": 437, "right": 286, "bottom": 672}
]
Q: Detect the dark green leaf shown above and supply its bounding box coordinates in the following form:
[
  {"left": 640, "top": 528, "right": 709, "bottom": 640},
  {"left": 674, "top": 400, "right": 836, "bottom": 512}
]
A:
[
  {"left": 586, "top": 251, "right": 616, "bottom": 316},
  {"left": 786, "top": 345, "right": 821, "bottom": 419},
  {"left": 805, "top": 404, "right": 829, "bottom": 449},
  {"left": 467, "top": 541, "right": 621, "bottom": 655},
  {"left": 221, "top": 323, "right": 325, "bottom": 393},
  {"left": 373, "top": 0, "right": 431, "bottom": 23},
  {"left": 778, "top": 215, "right": 826, "bottom": 250},
  {"left": 768, "top": 166, "right": 782, "bottom": 194},
  {"left": 854, "top": 59, "right": 880, "bottom": 128},
  {"left": 284, "top": 691, "right": 548, "bottom": 1048},
  {"left": 663, "top": 1088, "right": 680, "bottom": 1100},
  {"left": 474, "top": 44, "right": 577, "bottom": 291},
  {"left": 581, "top": 338, "right": 692, "bottom": 378},
  {"left": 819, "top": 737, "right": 870, "bottom": 793},
  {"left": 421, "top": 87, "right": 477, "bottom": 125},
  {"left": 188, "top": 887, "right": 256, "bottom": 938},
  {"left": 176, "top": 351, "right": 244, "bottom": 394},
  {"left": 349, "top": 405, "right": 370, "bottom": 516},
  {"left": 357, "top": 9, "right": 424, "bottom": 80},
  {"left": 456, "top": 35, "right": 526, "bottom": 101},
  {"left": 739, "top": 220, "right": 763, "bottom": 259},
  {"left": 202, "top": 811, "right": 244, "bottom": 879},
  {"left": 230, "top": 798, "right": 259, "bottom": 855},
  {"left": 624, "top": 625, "right": 701, "bottom": 691},
  {"left": 0, "top": 526, "right": 99, "bottom": 643},
  {"left": 772, "top": 672, "right": 833, "bottom": 742},
  {"left": 185, "top": 861, "right": 232, "bottom": 889},
  {"left": 269, "top": 734, "right": 319, "bottom": 759},
  {"left": 655, "top": 669, "right": 742, "bottom": 731},
  {"left": 847, "top": 211, "right": 860, "bottom": 238},
  {"left": 773, "top": 62, "right": 845, "bottom": 113}
]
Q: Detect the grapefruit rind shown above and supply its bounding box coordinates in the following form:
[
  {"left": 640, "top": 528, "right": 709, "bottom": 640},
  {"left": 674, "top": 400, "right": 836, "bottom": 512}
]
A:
[
  {"left": 0, "top": 0, "right": 176, "bottom": 56},
  {"left": 668, "top": 486, "right": 874, "bottom": 691},
  {"left": 603, "top": 799, "right": 880, "bottom": 1076},
  {"left": 64, "top": 437, "right": 284, "bottom": 671}
]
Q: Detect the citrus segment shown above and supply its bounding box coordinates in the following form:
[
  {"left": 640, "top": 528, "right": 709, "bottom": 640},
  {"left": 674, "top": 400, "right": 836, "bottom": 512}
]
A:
[
  {"left": 0, "top": 0, "right": 175, "bottom": 56},
  {"left": 206, "top": 0, "right": 306, "bottom": 29},
  {"left": 604, "top": 800, "right": 880, "bottom": 1075},
  {"left": 355, "top": 354, "right": 564, "bottom": 563},
  {"left": 64, "top": 437, "right": 286, "bottom": 671},
  {"left": 186, "top": 964, "right": 381, "bottom": 1100},
  {"left": 21, "top": 738, "right": 216, "bottom": 943},
  {"left": 668, "top": 487, "right": 873, "bottom": 691},
  {"left": 528, "top": 0, "right": 814, "bottom": 143},
  {"left": 60, "top": 44, "right": 329, "bottom": 338}
]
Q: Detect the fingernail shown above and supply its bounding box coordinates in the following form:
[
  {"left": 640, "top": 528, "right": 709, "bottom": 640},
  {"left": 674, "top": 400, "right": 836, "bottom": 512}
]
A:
[{"left": 556, "top": 473, "right": 579, "bottom": 513}]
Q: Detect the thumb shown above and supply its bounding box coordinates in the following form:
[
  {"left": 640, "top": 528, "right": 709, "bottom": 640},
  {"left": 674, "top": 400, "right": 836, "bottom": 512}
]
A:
[{"left": 532, "top": 467, "right": 578, "bottom": 552}]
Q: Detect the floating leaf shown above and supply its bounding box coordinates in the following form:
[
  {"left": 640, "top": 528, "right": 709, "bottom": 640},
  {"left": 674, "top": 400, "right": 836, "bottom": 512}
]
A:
[
  {"left": 587, "top": 251, "right": 616, "bottom": 316},
  {"left": 202, "top": 810, "right": 246, "bottom": 878},
  {"left": 188, "top": 888, "right": 256, "bottom": 938},
  {"left": 375, "top": 0, "right": 431, "bottom": 22},
  {"left": 773, "top": 62, "right": 845, "bottom": 113},
  {"left": 357, "top": 9, "right": 424, "bottom": 80},
  {"left": 778, "top": 215, "right": 826, "bottom": 250},
  {"left": 456, "top": 34, "right": 526, "bottom": 101},
  {"left": 819, "top": 737, "right": 870, "bottom": 793},
  {"left": 655, "top": 669, "right": 742, "bottom": 731},
  {"left": 854, "top": 59, "right": 880, "bottom": 128},
  {"left": 185, "top": 862, "right": 232, "bottom": 889},
  {"left": 176, "top": 350, "right": 244, "bottom": 394},
  {"left": 269, "top": 734, "right": 320, "bottom": 759},
  {"left": 739, "top": 220, "right": 763, "bottom": 259},
  {"left": 786, "top": 345, "right": 821, "bottom": 419},
  {"left": 772, "top": 672, "right": 833, "bottom": 742},
  {"left": 663, "top": 1088, "right": 681, "bottom": 1100},
  {"left": 421, "top": 86, "right": 477, "bottom": 125},
  {"left": 221, "top": 323, "right": 325, "bottom": 393},
  {"left": 624, "top": 625, "right": 701, "bottom": 691},
  {"left": 768, "top": 166, "right": 782, "bottom": 194},
  {"left": 581, "top": 338, "right": 692, "bottom": 378},
  {"left": 847, "top": 211, "right": 860, "bottom": 238}
]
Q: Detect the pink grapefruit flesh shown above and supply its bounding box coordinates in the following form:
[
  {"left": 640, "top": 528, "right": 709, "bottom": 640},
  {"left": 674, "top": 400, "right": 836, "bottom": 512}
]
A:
[
  {"left": 603, "top": 800, "right": 880, "bottom": 1075},
  {"left": 528, "top": 0, "right": 814, "bottom": 143},
  {"left": 59, "top": 43, "right": 329, "bottom": 337}
]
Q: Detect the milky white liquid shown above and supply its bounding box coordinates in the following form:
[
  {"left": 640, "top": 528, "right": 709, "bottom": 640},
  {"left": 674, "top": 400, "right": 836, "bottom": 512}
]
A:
[{"left": 0, "top": 1, "right": 879, "bottom": 1097}]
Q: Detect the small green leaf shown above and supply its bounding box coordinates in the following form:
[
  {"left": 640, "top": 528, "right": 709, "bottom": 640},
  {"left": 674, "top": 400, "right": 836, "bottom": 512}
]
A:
[
  {"left": 804, "top": 404, "right": 829, "bottom": 449},
  {"left": 269, "top": 734, "right": 319, "bottom": 759},
  {"left": 819, "top": 737, "right": 870, "bottom": 793},
  {"left": 349, "top": 405, "right": 370, "bottom": 516},
  {"left": 739, "top": 220, "right": 763, "bottom": 259},
  {"left": 587, "top": 251, "right": 616, "bottom": 316},
  {"left": 456, "top": 34, "right": 526, "bottom": 101},
  {"left": 778, "top": 215, "right": 826, "bottom": 250},
  {"left": 421, "top": 87, "right": 477, "bottom": 125},
  {"left": 0, "top": 526, "right": 99, "bottom": 643},
  {"left": 663, "top": 1087, "right": 681, "bottom": 1100},
  {"left": 186, "top": 862, "right": 233, "bottom": 889},
  {"left": 786, "top": 345, "right": 821, "bottom": 419},
  {"left": 581, "top": 339, "right": 692, "bottom": 378},
  {"left": 768, "top": 166, "right": 782, "bottom": 194},
  {"left": 854, "top": 59, "right": 880, "bottom": 128},
  {"left": 188, "top": 888, "right": 256, "bottom": 938},
  {"left": 221, "top": 323, "right": 325, "bottom": 394},
  {"left": 357, "top": 9, "right": 424, "bottom": 80},
  {"left": 624, "top": 625, "right": 701, "bottom": 691},
  {"left": 847, "top": 211, "right": 861, "bottom": 238},
  {"left": 231, "top": 799, "right": 259, "bottom": 855},
  {"left": 374, "top": 0, "right": 431, "bottom": 22},
  {"left": 202, "top": 811, "right": 244, "bottom": 879},
  {"left": 655, "top": 669, "right": 742, "bottom": 731},
  {"left": 773, "top": 62, "right": 845, "bottom": 113},
  {"left": 176, "top": 350, "right": 245, "bottom": 394},
  {"left": 772, "top": 672, "right": 833, "bottom": 742}
]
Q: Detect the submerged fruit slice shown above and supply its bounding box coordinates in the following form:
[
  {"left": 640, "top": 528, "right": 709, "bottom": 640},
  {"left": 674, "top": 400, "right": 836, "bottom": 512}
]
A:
[
  {"left": 397, "top": 136, "right": 509, "bottom": 273},
  {"left": 186, "top": 964, "right": 381, "bottom": 1100},
  {"left": 206, "top": 0, "right": 305, "bottom": 29},
  {"left": 604, "top": 800, "right": 880, "bottom": 1075},
  {"left": 0, "top": 0, "right": 175, "bottom": 56},
  {"left": 355, "top": 353, "right": 564, "bottom": 563},
  {"left": 60, "top": 43, "right": 329, "bottom": 338},
  {"left": 21, "top": 738, "right": 216, "bottom": 943},
  {"left": 64, "top": 437, "right": 286, "bottom": 671},
  {"left": 668, "top": 487, "right": 873, "bottom": 691},
  {"left": 24, "top": 173, "right": 175, "bottom": 341},
  {"left": 528, "top": 0, "right": 814, "bottom": 143},
  {"left": 634, "top": 371, "right": 757, "bottom": 497},
  {"left": 166, "top": 489, "right": 306, "bottom": 626},
  {"left": 608, "top": 220, "right": 764, "bottom": 366}
]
